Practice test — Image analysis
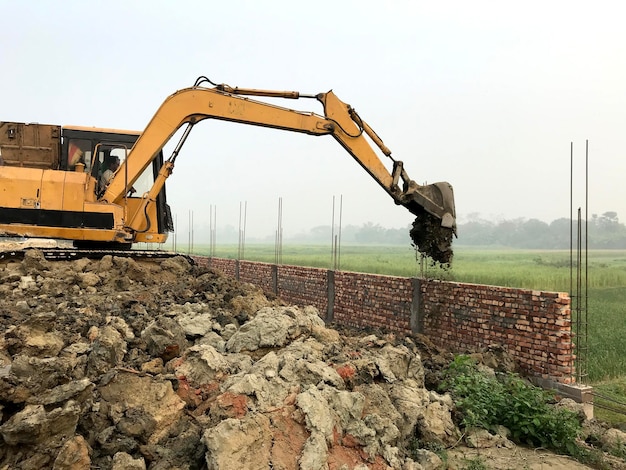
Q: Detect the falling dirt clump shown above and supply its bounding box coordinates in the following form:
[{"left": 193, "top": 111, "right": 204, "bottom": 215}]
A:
[
  {"left": 409, "top": 210, "right": 454, "bottom": 266},
  {"left": 0, "top": 248, "right": 622, "bottom": 469}
]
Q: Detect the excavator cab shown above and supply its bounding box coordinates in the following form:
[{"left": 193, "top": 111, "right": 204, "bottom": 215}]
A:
[
  {"left": 61, "top": 126, "right": 174, "bottom": 246},
  {"left": 0, "top": 122, "right": 173, "bottom": 248}
]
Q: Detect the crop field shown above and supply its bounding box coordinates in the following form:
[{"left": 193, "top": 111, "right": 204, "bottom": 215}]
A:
[{"left": 185, "top": 243, "right": 626, "bottom": 424}]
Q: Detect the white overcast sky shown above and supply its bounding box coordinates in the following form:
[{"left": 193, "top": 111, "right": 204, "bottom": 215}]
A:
[{"left": 2, "top": 1, "right": 625, "bottom": 239}]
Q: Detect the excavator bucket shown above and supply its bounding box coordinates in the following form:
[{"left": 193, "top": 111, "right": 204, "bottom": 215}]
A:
[{"left": 401, "top": 181, "right": 456, "bottom": 265}]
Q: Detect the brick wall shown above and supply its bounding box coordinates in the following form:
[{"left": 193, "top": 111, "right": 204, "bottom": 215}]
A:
[
  {"left": 239, "top": 261, "right": 274, "bottom": 294},
  {"left": 196, "top": 257, "right": 237, "bottom": 278},
  {"left": 192, "top": 256, "right": 574, "bottom": 384},
  {"left": 277, "top": 265, "right": 328, "bottom": 314},
  {"left": 333, "top": 272, "right": 414, "bottom": 333},
  {"left": 419, "top": 280, "right": 574, "bottom": 383}
]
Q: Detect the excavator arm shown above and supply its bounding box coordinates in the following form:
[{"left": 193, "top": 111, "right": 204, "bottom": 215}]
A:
[{"left": 103, "top": 80, "right": 456, "bottom": 263}]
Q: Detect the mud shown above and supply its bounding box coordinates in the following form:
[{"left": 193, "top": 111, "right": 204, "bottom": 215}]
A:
[{"left": 409, "top": 211, "right": 454, "bottom": 266}]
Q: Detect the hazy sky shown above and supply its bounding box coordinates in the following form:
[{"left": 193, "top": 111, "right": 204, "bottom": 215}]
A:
[{"left": 2, "top": 1, "right": 625, "bottom": 239}]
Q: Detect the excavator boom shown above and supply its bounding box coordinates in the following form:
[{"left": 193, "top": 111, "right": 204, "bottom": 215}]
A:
[{"left": 103, "top": 81, "right": 455, "bottom": 262}]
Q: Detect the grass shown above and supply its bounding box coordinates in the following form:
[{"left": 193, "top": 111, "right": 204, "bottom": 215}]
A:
[
  {"left": 186, "top": 244, "right": 626, "bottom": 288},
  {"left": 585, "top": 287, "right": 626, "bottom": 381},
  {"left": 188, "top": 243, "right": 425, "bottom": 275},
  {"left": 592, "top": 379, "right": 626, "bottom": 427},
  {"left": 182, "top": 242, "right": 626, "bottom": 426}
]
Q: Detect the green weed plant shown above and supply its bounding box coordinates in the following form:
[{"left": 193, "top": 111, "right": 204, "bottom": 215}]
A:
[{"left": 440, "top": 355, "right": 581, "bottom": 455}]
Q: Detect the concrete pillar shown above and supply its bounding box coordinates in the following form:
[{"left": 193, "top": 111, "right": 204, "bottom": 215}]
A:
[
  {"left": 272, "top": 265, "right": 278, "bottom": 295},
  {"left": 411, "top": 278, "right": 422, "bottom": 334},
  {"left": 326, "top": 270, "right": 335, "bottom": 323}
]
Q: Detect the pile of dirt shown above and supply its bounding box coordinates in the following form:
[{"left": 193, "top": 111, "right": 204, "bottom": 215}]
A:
[{"left": 0, "top": 249, "right": 623, "bottom": 469}]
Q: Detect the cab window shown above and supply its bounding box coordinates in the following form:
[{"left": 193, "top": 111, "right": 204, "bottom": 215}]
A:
[
  {"left": 96, "top": 145, "right": 155, "bottom": 197},
  {"left": 67, "top": 139, "right": 92, "bottom": 172}
]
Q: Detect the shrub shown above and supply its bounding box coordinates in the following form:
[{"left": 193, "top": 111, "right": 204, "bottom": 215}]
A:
[{"left": 441, "top": 355, "right": 581, "bottom": 454}]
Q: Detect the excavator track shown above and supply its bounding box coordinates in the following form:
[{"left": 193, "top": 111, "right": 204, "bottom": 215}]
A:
[{"left": 0, "top": 247, "right": 195, "bottom": 264}]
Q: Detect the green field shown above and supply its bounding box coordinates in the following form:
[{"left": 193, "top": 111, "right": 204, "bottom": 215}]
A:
[{"left": 184, "top": 243, "right": 626, "bottom": 424}]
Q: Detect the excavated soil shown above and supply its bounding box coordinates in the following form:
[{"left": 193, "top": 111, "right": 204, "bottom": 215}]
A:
[
  {"left": 409, "top": 212, "right": 454, "bottom": 266},
  {"left": 0, "top": 246, "right": 623, "bottom": 469}
]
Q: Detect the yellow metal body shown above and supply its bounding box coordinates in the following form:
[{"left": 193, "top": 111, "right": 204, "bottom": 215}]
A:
[
  {"left": 0, "top": 166, "right": 122, "bottom": 241},
  {"left": 0, "top": 80, "right": 455, "bottom": 248},
  {"left": 105, "top": 89, "right": 399, "bottom": 208},
  {"left": 104, "top": 85, "right": 455, "bottom": 235}
]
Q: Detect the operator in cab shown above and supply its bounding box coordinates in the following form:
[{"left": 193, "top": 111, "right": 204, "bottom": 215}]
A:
[{"left": 99, "top": 155, "right": 120, "bottom": 193}]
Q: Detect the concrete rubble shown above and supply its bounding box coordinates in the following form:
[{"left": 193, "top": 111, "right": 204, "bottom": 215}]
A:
[{"left": 0, "top": 249, "right": 622, "bottom": 469}]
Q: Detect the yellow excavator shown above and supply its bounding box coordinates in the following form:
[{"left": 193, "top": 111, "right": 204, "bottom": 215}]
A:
[{"left": 0, "top": 77, "right": 456, "bottom": 263}]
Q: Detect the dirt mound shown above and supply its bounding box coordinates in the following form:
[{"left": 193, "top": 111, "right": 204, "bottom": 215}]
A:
[{"left": 0, "top": 249, "right": 622, "bottom": 469}]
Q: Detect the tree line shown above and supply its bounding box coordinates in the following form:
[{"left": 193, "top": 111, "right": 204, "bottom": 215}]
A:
[
  {"left": 454, "top": 211, "right": 626, "bottom": 249},
  {"left": 195, "top": 211, "right": 626, "bottom": 249},
  {"left": 286, "top": 211, "right": 626, "bottom": 249}
]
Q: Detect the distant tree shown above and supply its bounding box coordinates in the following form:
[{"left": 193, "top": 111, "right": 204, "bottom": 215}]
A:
[
  {"left": 338, "top": 225, "right": 359, "bottom": 243},
  {"left": 596, "top": 211, "right": 620, "bottom": 232},
  {"left": 516, "top": 219, "right": 550, "bottom": 248},
  {"left": 492, "top": 219, "right": 522, "bottom": 247},
  {"left": 457, "top": 213, "right": 626, "bottom": 249},
  {"left": 381, "top": 226, "right": 411, "bottom": 245},
  {"left": 548, "top": 218, "right": 572, "bottom": 249},
  {"left": 456, "top": 219, "right": 495, "bottom": 245},
  {"left": 309, "top": 225, "right": 332, "bottom": 242},
  {"left": 603, "top": 211, "right": 619, "bottom": 222},
  {"left": 589, "top": 211, "right": 626, "bottom": 248},
  {"left": 354, "top": 222, "right": 387, "bottom": 243}
]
